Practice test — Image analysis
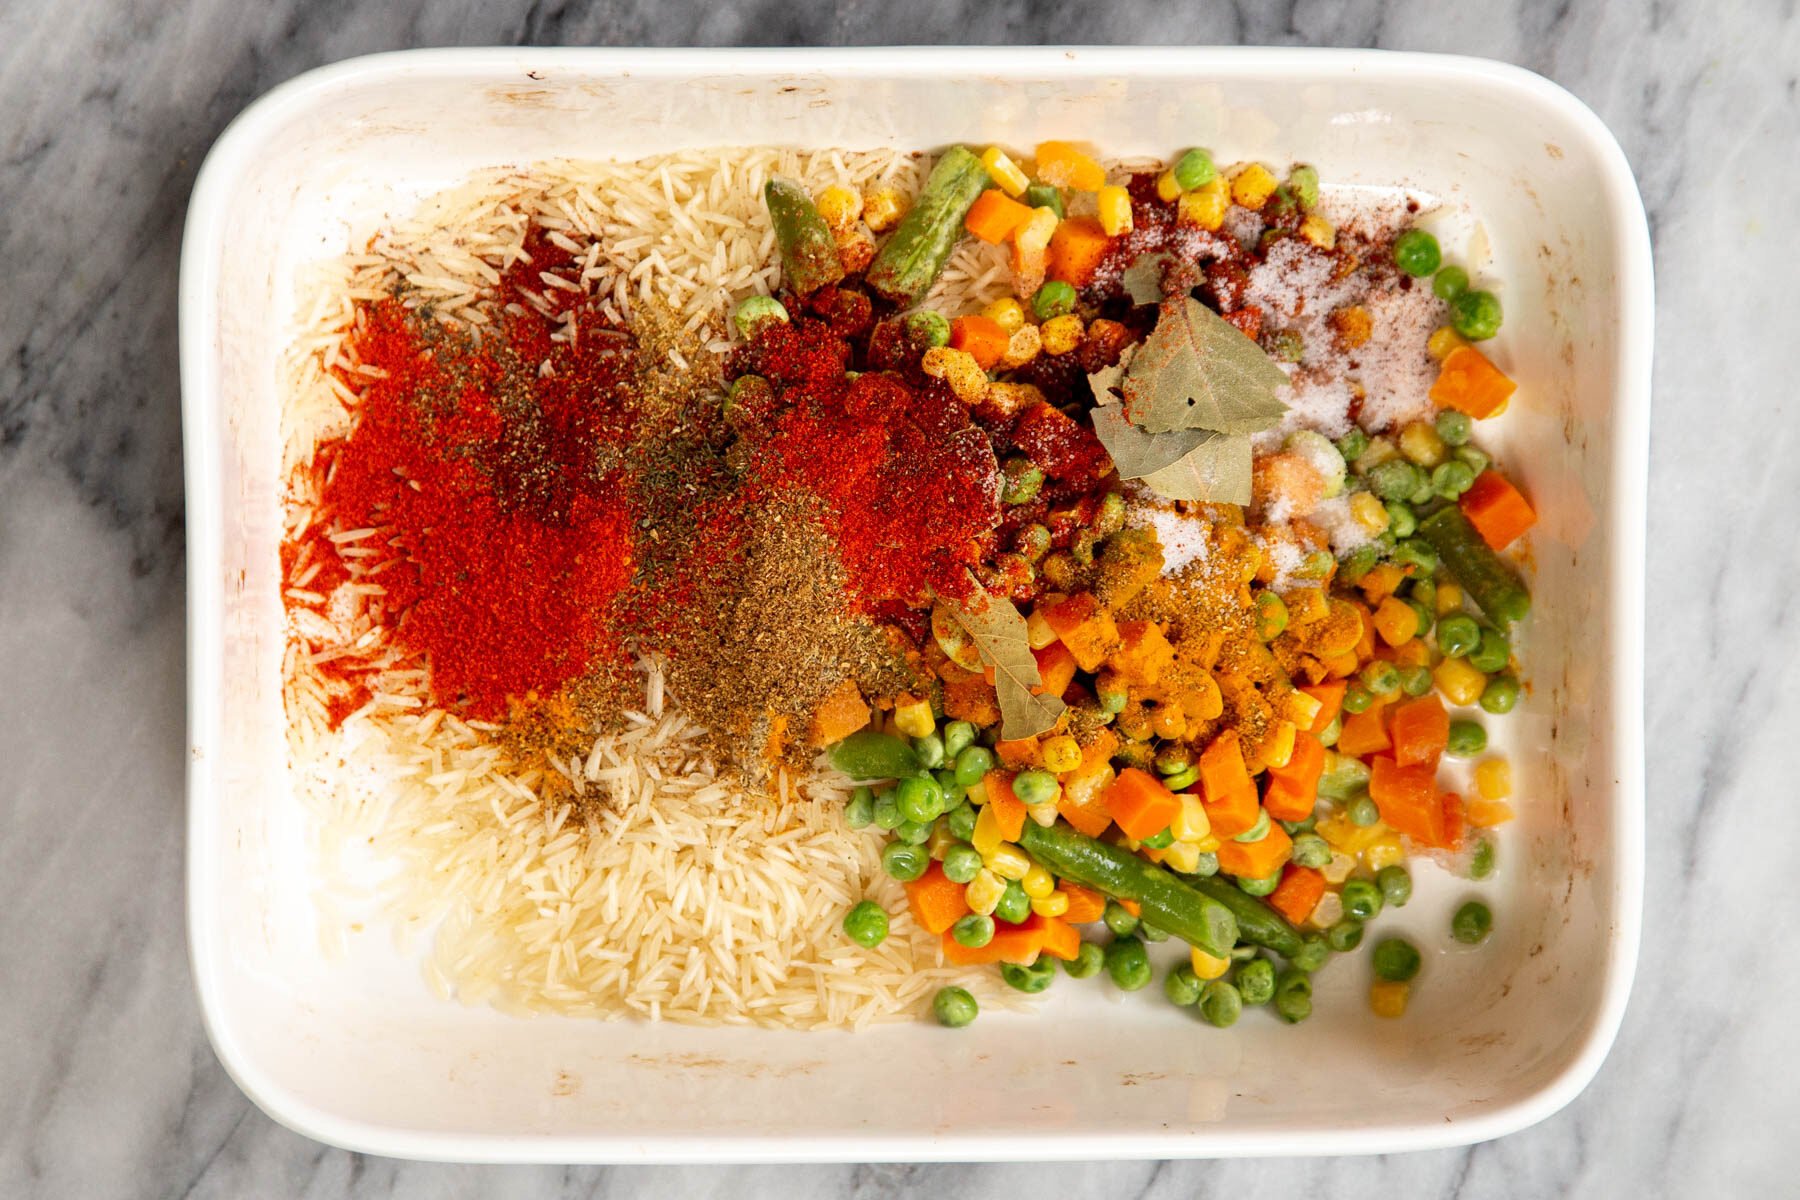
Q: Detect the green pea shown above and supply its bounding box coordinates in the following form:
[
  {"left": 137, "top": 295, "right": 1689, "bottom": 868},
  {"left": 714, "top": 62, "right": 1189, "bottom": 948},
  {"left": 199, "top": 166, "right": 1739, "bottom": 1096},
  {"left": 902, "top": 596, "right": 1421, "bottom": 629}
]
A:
[
  {"left": 1360, "top": 661, "right": 1401, "bottom": 698},
  {"left": 1376, "top": 865, "right": 1413, "bottom": 908},
  {"left": 1342, "top": 878, "right": 1383, "bottom": 921},
  {"left": 1452, "top": 900, "right": 1494, "bottom": 944},
  {"left": 1481, "top": 675, "right": 1521, "bottom": 714},
  {"left": 1393, "top": 229, "right": 1442, "bottom": 277},
  {"left": 1433, "top": 408, "right": 1473, "bottom": 447},
  {"left": 1384, "top": 500, "right": 1418, "bottom": 540},
  {"left": 896, "top": 775, "right": 945, "bottom": 824},
  {"left": 1255, "top": 590, "right": 1290, "bottom": 640},
  {"left": 1013, "top": 769, "right": 1058, "bottom": 806},
  {"left": 1399, "top": 664, "right": 1434, "bottom": 697},
  {"left": 1274, "top": 968, "right": 1313, "bottom": 1023},
  {"left": 1326, "top": 917, "right": 1365, "bottom": 950},
  {"left": 1173, "top": 148, "right": 1217, "bottom": 191},
  {"left": 1469, "top": 627, "right": 1510, "bottom": 673},
  {"left": 1288, "top": 163, "right": 1321, "bottom": 210},
  {"left": 895, "top": 819, "right": 932, "bottom": 846},
  {"left": 1104, "top": 937, "right": 1152, "bottom": 991},
  {"left": 1292, "top": 833, "right": 1332, "bottom": 869},
  {"left": 1096, "top": 670, "right": 1130, "bottom": 714},
  {"left": 995, "top": 879, "right": 1031, "bottom": 925},
  {"left": 872, "top": 790, "right": 903, "bottom": 831},
  {"left": 1269, "top": 328, "right": 1306, "bottom": 363},
  {"left": 1318, "top": 716, "right": 1342, "bottom": 748},
  {"left": 1238, "top": 869, "right": 1282, "bottom": 897},
  {"left": 842, "top": 900, "right": 889, "bottom": 947},
  {"left": 913, "top": 733, "right": 946, "bottom": 770},
  {"left": 881, "top": 841, "right": 927, "bottom": 882},
  {"left": 1013, "top": 523, "right": 1052, "bottom": 564},
  {"left": 1002, "top": 456, "right": 1046, "bottom": 505},
  {"left": 1432, "top": 264, "right": 1470, "bottom": 300},
  {"left": 1095, "top": 491, "right": 1128, "bottom": 535},
  {"left": 1164, "top": 963, "right": 1204, "bottom": 1007},
  {"left": 1103, "top": 900, "right": 1139, "bottom": 938},
  {"left": 1291, "top": 933, "right": 1330, "bottom": 973},
  {"left": 1432, "top": 459, "right": 1477, "bottom": 498},
  {"left": 1024, "top": 183, "right": 1064, "bottom": 219},
  {"left": 942, "top": 843, "right": 982, "bottom": 884},
  {"left": 950, "top": 912, "right": 995, "bottom": 950},
  {"left": 1162, "top": 766, "right": 1200, "bottom": 792},
  {"left": 1190, "top": 851, "right": 1220, "bottom": 878},
  {"left": 1347, "top": 792, "right": 1380, "bottom": 828},
  {"left": 1064, "top": 941, "right": 1105, "bottom": 978},
  {"left": 1337, "top": 428, "right": 1371, "bottom": 464},
  {"left": 904, "top": 308, "right": 951, "bottom": 348},
  {"left": 733, "top": 293, "right": 790, "bottom": 339},
  {"left": 945, "top": 801, "right": 977, "bottom": 842},
  {"left": 1339, "top": 542, "right": 1380, "bottom": 586},
  {"left": 1369, "top": 460, "right": 1424, "bottom": 502},
  {"left": 1281, "top": 814, "right": 1317, "bottom": 836},
  {"left": 1449, "top": 289, "right": 1503, "bottom": 341},
  {"left": 1454, "top": 444, "right": 1491, "bottom": 476},
  {"left": 1392, "top": 538, "right": 1438, "bottom": 576},
  {"left": 933, "top": 984, "right": 978, "bottom": 1027},
  {"left": 1033, "top": 280, "right": 1077, "bottom": 321},
  {"left": 1232, "top": 810, "right": 1271, "bottom": 846},
  {"left": 1342, "top": 683, "right": 1374, "bottom": 715},
  {"left": 941, "top": 720, "right": 976, "bottom": 759},
  {"left": 1235, "top": 957, "right": 1277, "bottom": 1005},
  {"left": 1197, "top": 979, "right": 1243, "bottom": 1027},
  {"left": 953, "top": 745, "right": 996, "bottom": 788},
  {"left": 1371, "top": 936, "right": 1422, "bottom": 982},
  {"left": 1469, "top": 837, "right": 1497, "bottom": 880},
  {"left": 1408, "top": 474, "right": 1437, "bottom": 507},
  {"left": 1142, "top": 827, "right": 1176, "bottom": 850},
  {"left": 1437, "top": 615, "right": 1481, "bottom": 658},
  {"left": 1446, "top": 719, "right": 1488, "bottom": 757},
  {"left": 844, "top": 787, "right": 876, "bottom": 829}
]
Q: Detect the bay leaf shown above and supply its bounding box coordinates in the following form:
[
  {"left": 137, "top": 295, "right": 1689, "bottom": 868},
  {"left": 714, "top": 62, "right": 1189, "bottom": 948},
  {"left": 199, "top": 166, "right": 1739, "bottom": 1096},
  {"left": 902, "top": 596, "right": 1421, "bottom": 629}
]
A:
[
  {"left": 1086, "top": 361, "right": 1126, "bottom": 404},
  {"left": 1121, "top": 296, "right": 1289, "bottom": 435},
  {"left": 1092, "top": 404, "right": 1221, "bottom": 480},
  {"left": 1120, "top": 253, "right": 1174, "bottom": 305},
  {"left": 1138, "top": 430, "right": 1254, "bottom": 504},
  {"left": 946, "top": 583, "right": 1066, "bottom": 740}
]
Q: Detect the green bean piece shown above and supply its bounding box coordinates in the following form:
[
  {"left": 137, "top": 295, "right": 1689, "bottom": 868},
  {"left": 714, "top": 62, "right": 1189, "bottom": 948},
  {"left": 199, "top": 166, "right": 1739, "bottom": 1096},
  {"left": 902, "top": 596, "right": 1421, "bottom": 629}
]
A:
[
  {"left": 1033, "top": 280, "right": 1077, "bottom": 320},
  {"left": 933, "top": 985, "right": 979, "bottom": 1027},
  {"left": 1326, "top": 919, "right": 1365, "bottom": 952},
  {"left": 1371, "top": 936, "right": 1422, "bottom": 982},
  {"left": 1197, "top": 979, "right": 1243, "bottom": 1027},
  {"left": 829, "top": 730, "right": 922, "bottom": 781},
  {"left": 1063, "top": 941, "right": 1105, "bottom": 978},
  {"left": 942, "top": 843, "right": 983, "bottom": 884},
  {"left": 733, "top": 294, "right": 790, "bottom": 339},
  {"left": 1417, "top": 508, "right": 1531, "bottom": 625},
  {"left": 1235, "top": 957, "right": 1277, "bottom": 1005},
  {"left": 1001, "top": 957, "right": 1057, "bottom": 994},
  {"left": 844, "top": 787, "right": 876, "bottom": 830},
  {"left": 1164, "top": 963, "right": 1204, "bottom": 1007},
  {"left": 1104, "top": 937, "right": 1152, "bottom": 991},
  {"left": 1376, "top": 865, "right": 1413, "bottom": 908},
  {"left": 842, "top": 900, "right": 889, "bottom": 948},
  {"left": 763, "top": 176, "right": 845, "bottom": 295},
  {"left": 1452, "top": 900, "right": 1494, "bottom": 944},
  {"left": 1274, "top": 968, "right": 1314, "bottom": 1023},
  {"left": 1138, "top": 921, "right": 1170, "bottom": 944},
  {"left": 1024, "top": 183, "right": 1065, "bottom": 219},
  {"left": 1341, "top": 878, "right": 1383, "bottom": 921},
  {"left": 867, "top": 145, "right": 988, "bottom": 305},
  {"left": 1446, "top": 719, "right": 1488, "bottom": 757}
]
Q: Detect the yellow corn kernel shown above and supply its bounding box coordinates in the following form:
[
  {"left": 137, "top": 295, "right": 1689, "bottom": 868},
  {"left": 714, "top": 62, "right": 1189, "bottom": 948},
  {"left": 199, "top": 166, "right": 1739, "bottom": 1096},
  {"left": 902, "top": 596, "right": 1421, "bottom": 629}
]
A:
[
  {"left": 1373, "top": 596, "right": 1421, "bottom": 646},
  {"left": 892, "top": 695, "right": 935, "bottom": 739},
  {"left": 1040, "top": 314, "right": 1085, "bottom": 356},
  {"left": 1434, "top": 656, "right": 1488, "bottom": 706},
  {"left": 1025, "top": 607, "right": 1060, "bottom": 650},
  {"left": 1349, "top": 491, "right": 1391, "bottom": 533},
  {"left": 1363, "top": 836, "right": 1405, "bottom": 872},
  {"left": 1427, "top": 324, "right": 1468, "bottom": 361},
  {"left": 1194, "top": 834, "right": 1221, "bottom": 853},
  {"left": 1322, "top": 851, "right": 1357, "bottom": 885},
  {"left": 965, "top": 868, "right": 1005, "bottom": 916},
  {"left": 1398, "top": 420, "right": 1449, "bottom": 468},
  {"left": 982, "top": 297, "right": 1027, "bottom": 333},
  {"left": 1436, "top": 582, "right": 1464, "bottom": 615},
  {"left": 1161, "top": 840, "right": 1203, "bottom": 874},
  {"left": 1284, "top": 689, "right": 1324, "bottom": 731},
  {"left": 815, "top": 184, "right": 862, "bottom": 233},
  {"left": 1155, "top": 169, "right": 1182, "bottom": 202},
  {"left": 920, "top": 346, "right": 989, "bottom": 405},
  {"left": 971, "top": 803, "right": 1005, "bottom": 857},
  {"left": 927, "top": 821, "right": 957, "bottom": 860},
  {"left": 861, "top": 185, "right": 907, "bottom": 233},
  {"left": 1000, "top": 323, "right": 1042, "bottom": 369},
  {"left": 981, "top": 146, "right": 1030, "bottom": 196},
  {"left": 1285, "top": 586, "right": 1328, "bottom": 626},
  {"left": 1171, "top": 795, "right": 1212, "bottom": 844},
  {"left": 1263, "top": 720, "right": 1297, "bottom": 770},
  {"left": 1230, "top": 162, "right": 1280, "bottom": 210},
  {"left": 1318, "top": 814, "right": 1389, "bottom": 855},
  {"left": 1190, "top": 946, "right": 1231, "bottom": 980},
  {"left": 1475, "top": 757, "right": 1513, "bottom": 800},
  {"left": 1466, "top": 797, "right": 1516, "bottom": 827},
  {"left": 1370, "top": 979, "right": 1410, "bottom": 1019},
  {"left": 1360, "top": 562, "right": 1405, "bottom": 601},
  {"left": 1041, "top": 735, "right": 1082, "bottom": 774},
  {"left": 1298, "top": 213, "right": 1337, "bottom": 249},
  {"left": 1097, "top": 185, "right": 1135, "bottom": 236},
  {"left": 1330, "top": 305, "right": 1374, "bottom": 350},
  {"left": 1184, "top": 673, "right": 1225, "bottom": 722},
  {"left": 1309, "top": 890, "right": 1344, "bottom": 929},
  {"left": 1021, "top": 863, "right": 1056, "bottom": 899},
  {"left": 1176, "top": 183, "right": 1228, "bottom": 231},
  {"left": 1027, "top": 802, "right": 1060, "bottom": 828},
  {"left": 986, "top": 843, "right": 1031, "bottom": 881},
  {"left": 1152, "top": 703, "right": 1187, "bottom": 741},
  {"left": 1030, "top": 891, "right": 1071, "bottom": 919}
]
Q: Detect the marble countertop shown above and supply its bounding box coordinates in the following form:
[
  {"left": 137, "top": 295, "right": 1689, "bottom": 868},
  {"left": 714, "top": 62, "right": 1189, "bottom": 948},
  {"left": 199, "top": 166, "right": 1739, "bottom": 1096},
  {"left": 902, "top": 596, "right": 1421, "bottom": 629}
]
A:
[{"left": 3, "top": 1, "right": 1795, "bottom": 1195}]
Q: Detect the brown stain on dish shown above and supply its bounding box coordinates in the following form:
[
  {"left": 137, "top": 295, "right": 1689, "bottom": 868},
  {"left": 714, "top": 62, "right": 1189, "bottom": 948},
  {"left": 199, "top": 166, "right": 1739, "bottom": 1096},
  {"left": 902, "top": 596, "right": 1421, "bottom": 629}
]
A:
[
  {"left": 551, "top": 1069, "right": 580, "bottom": 1097},
  {"left": 625, "top": 1052, "right": 824, "bottom": 1080},
  {"left": 1120, "top": 1071, "right": 1168, "bottom": 1086},
  {"left": 1545, "top": 142, "right": 1565, "bottom": 160}
]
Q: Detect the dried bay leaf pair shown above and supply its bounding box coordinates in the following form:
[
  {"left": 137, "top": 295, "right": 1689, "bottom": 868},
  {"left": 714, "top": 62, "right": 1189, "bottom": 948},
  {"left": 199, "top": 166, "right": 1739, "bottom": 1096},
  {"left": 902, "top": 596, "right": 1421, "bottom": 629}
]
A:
[{"left": 944, "top": 575, "right": 1064, "bottom": 741}]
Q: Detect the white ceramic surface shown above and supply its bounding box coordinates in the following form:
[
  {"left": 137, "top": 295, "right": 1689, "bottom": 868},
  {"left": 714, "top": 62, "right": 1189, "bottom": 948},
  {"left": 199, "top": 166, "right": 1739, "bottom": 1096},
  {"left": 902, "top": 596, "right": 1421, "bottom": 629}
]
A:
[{"left": 180, "top": 47, "right": 1650, "bottom": 1162}]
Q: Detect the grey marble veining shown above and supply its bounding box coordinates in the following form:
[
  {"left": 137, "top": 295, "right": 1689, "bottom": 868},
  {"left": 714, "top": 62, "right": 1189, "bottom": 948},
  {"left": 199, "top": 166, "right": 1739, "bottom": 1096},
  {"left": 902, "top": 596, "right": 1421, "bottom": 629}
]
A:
[{"left": 2, "top": 1, "right": 1796, "bottom": 1195}]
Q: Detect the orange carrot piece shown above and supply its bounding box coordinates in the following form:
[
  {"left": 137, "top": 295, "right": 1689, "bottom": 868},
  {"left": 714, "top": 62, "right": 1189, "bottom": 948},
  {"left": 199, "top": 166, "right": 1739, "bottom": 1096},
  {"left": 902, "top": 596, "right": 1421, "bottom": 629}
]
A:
[
  {"left": 1047, "top": 216, "right": 1111, "bottom": 287},
  {"left": 964, "top": 188, "right": 1034, "bottom": 244},
  {"left": 1388, "top": 694, "right": 1449, "bottom": 769},
  {"left": 1429, "top": 345, "right": 1517, "bottom": 419},
  {"left": 1198, "top": 729, "right": 1260, "bottom": 837},
  {"left": 1268, "top": 864, "right": 1326, "bottom": 926},
  {"left": 905, "top": 863, "right": 970, "bottom": 935},
  {"left": 1032, "top": 639, "right": 1078, "bottom": 699},
  {"left": 1102, "top": 767, "right": 1181, "bottom": 841},
  {"left": 1441, "top": 791, "right": 1467, "bottom": 853},
  {"left": 984, "top": 770, "right": 1028, "bottom": 841},
  {"left": 1368, "top": 754, "right": 1447, "bottom": 846},
  {"left": 1059, "top": 882, "right": 1107, "bottom": 924},
  {"left": 995, "top": 737, "right": 1042, "bottom": 769},
  {"left": 1336, "top": 701, "right": 1392, "bottom": 758},
  {"left": 1033, "top": 141, "right": 1107, "bottom": 191},
  {"left": 950, "top": 314, "right": 1011, "bottom": 370},
  {"left": 1057, "top": 788, "right": 1114, "bottom": 839},
  {"left": 1264, "top": 732, "right": 1326, "bottom": 822},
  {"left": 1300, "top": 681, "right": 1346, "bottom": 735},
  {"left": 1459, "top": 470, "right": 1538, "bottom": 550},
  {"left": 1035, "top": 915, "right": 1082, "bottom": 961},
  {"left": 940, "top": 913, "right": 1072, "bottom": 965},
  {"left": 1214, "top": 822, "right": 1293, "bottom": 880}
]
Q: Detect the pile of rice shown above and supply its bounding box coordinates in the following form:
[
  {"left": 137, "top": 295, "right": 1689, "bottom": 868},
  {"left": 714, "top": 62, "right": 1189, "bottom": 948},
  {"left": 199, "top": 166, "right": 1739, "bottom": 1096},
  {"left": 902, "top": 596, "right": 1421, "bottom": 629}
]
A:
[{"left": 283, "top": 148, "right": 1020, "bottom": 1028}]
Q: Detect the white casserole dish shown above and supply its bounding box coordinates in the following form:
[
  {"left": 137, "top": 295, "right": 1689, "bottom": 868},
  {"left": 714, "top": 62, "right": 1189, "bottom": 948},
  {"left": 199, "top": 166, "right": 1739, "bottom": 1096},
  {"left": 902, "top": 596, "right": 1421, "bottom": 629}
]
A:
[{"left": 181, "top": 46, "right": 1651, "bottom": 1161}]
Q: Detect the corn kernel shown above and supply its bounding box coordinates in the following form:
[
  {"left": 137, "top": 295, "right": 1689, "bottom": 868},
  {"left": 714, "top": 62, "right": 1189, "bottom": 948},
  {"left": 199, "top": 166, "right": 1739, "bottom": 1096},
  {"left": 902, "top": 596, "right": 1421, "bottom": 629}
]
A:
[
  {"left": 965, "top": 869, "right": 1005, "bottom": 915},
  {"left": 1364, "top": 836, "right": 1405, "bottom": 872},
  {"left": 1435, "top": 582, "right": 1463, "bottom": 615},
  {"left": 861, "top": 185, "right": 907, "bottom": 233},
  {"left": 972, "top": 803, "right": 1004, "bottom": 857},
  {"left": 1021, "top": 863, "right": 1055, "bottom": 899},
  {"left": 1360, "top": 562, "right": 1406, "bottom": 601},
  {"left": 1172, "top": 796, "right": 1212, "bottom": 844},
  {"left": 1230, "top": 163, "right": 1280, "bottom": 209},
  {"left": 1355, "top": 436, "right": 1401, "bottom": 472},
  {"left": 982, "top": 297, "right": 1027, "bottom": 333},
  {"left": 981, "top": 146, "right": 1030, "bottom": 196},
  {"left": 927, "top": 821, "right": 957, "bottom": 860},
  {"left": 814, "top": 184, "right": 862, "bottom": 233},
  {"left": 1285, "top": 586, "right": 1328, "bottom": 625},
  {"left": 1161, "top": 840, "right": 1203, "bottom": 874},
  {"left": 1027, "top": 802, "right": 1060, "bottom": 827},
  {"left": 1370, "top": 979, "right": 1410, "bottom": 1019},
  {"left": 835, "top": 229, "right": 875, "bottom": 274},
  {"left": 1177, "top": 183, "right": 1228, "bottom": 231},
  {"left": 1466, "top": 797, "right": 1516, "bottom": 827},
  {"left": 892, "top": 695, "right": 935, "bottom": 739},
  {"left": 1475, "top": 757, "right": 1514, "bottom": 800},
  {"left": 1025, "top": 607, "right": 1060, "bottom": 650},
  {"left": 1329, "top": 305, "right": 1374, "bottom": 350},
  {"left": 1398, "top": 420, "right": 1449, "bottom": 468},
  {"left": 1040, "top": 314, "right": 1085, "bottom": 356},
  {"left": 1434, "top": 656, "right": 1487, "bottom": 706},
  {"left": 1285, "top": 690, "right": 1323, "bottom": 730},
  {"left": 1155, "top": 169, "right": 1182, "bottom": 202},
  {"left": 1097, "top": 185, "right": 1135, "bottom": 236},
  {"left": 986, "top": 843, "right": 1031, "bottom": 880},
  {"left": 1427, "top": 324, "right": 1468, "bottom": 361},
  {"left": 1373, "top": 596, "right": 1420, "bottom": 646},
  {"left": 1309, "top": 890, "right": 1344, "bottom": 929},
  {"left": 1263, "top": 721, "right": 1297, "bottom": 770},
  {"left": 1152, "top": 703, "right": 1187, "bottom": 741},
  {"left": 1349, "top": 491, "right": 1391, "bottom": 533},
  {"left": 1194, "top": 834, "right": 1221, "bottom": 853},
  {"left": 1322, "top": 851, "right": 1357, "bottom": 885},
  {"left": 920, "top": 346, "right": 989, "bottom": 404},
  {"left": 1190, "top": 946, "right": 1231, "bottom": 980},
  {"left": 1298, "top": 213, "right": 1337, "bottom": 249},
  {"left": 1041, "top": 735, "right": 1082, "bottom": 774},
  {"left": 1184, "top": 673, "right": 1225, "bottom": 722},
  {"left": 1000, "top": 323, "right": 1041, "bottom": 369},
  {"left": 1030, "top": 891, "right": 1070, "bottom": 919}
]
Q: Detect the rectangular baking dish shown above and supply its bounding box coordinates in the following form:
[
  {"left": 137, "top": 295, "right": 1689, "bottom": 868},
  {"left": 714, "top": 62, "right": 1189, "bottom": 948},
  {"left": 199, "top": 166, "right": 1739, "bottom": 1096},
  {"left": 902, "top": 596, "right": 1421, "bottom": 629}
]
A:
[{"left": 181, "top": 46, "right": 1650, "bottom": 1161}]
